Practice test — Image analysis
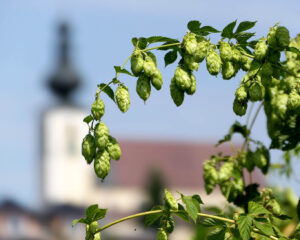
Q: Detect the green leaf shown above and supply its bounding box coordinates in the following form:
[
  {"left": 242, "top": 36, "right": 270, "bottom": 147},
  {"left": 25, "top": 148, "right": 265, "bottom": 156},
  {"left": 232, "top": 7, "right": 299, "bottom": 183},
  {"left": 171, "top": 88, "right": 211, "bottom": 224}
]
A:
[
  {"left": 145, "top": 206, "right": 163, "bottom": 226},
  {"left": 97, "top": 83, "right": 115, "bottom": 102},
  {"left": 221, "top": 20, "right": 237, "bottom": 39},
  {"left": 199, "top": 26, "right": 220, "bottom": 33},
  {"left": 72, "top": 218, "right": 87, "bottom": 227},
  {"left": 147, "top": 36, "right": 179, "bottom": 44},
  {"left": 181, "top": 194, "right": 201, "bottom": 223},
  {"left": 192, "top": 194, "right": 204, "bottom": 204},
  {"left": 237, "top": 214, "right": 252, "bottom": 240},
  {"left": 207, "top": 228, "right": 225, "bottom": 240},
  {"left": 114, "top": 66, "right": 133, "bottom": 76},
  {"left": 131, "top": 37, "right": 138, "bottom": 47},
  {"left": 235, "top": 21, "right": 257, "bottom": 33},
  {"left": 287, "top": 46, "right": 300, "bottom": 57},
  {"left": 248, "top": 201, "right": 270, "bottom": 216},
  {"left": 216, "top": 121, "right": 249, "bottom": 146},
  {"left": 187, "top": 20, "right": 201, "bottom": 33},
  {"left": 83, "top": 115, "right": 93, "bottom": 124},
  {"left": 137, "top": 37, "right": 148, "bottom": 49},
  {"left": 86, "top": 204, "right": 99, "bottom": 221},
  {"left": 274, "top": 214, "right": 292, "bottom": 220},
  {"left": 297, "top": 198, "right": 300, "bottom": 220},
  {"left": 146, "top": 51, "right": 157, "bottom": 66},
  {"left": 164, "top": 50, "right": 177, "bottom": 67},
  {"left": 235, "top": 32, "right": 255, "bottom": 43},
  {"left": 253, "top": 219, "right": 274, "bottom": 236},
  {"left": 201, "top": 218, "right": 226, "bottom": 227},
  {"left": 173, "top": 203, "right": 190, "bottom": 223},
  {"left": 93, "top": 208, "right": 107, "bottom": 221}
]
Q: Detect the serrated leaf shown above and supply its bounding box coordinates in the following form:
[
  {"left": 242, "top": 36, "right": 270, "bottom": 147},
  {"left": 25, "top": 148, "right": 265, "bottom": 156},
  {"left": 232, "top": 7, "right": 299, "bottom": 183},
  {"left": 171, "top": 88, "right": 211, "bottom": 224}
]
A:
[
  {"left": 237, "top": 214, "right": 252, "bottom": 240},
  {"left": 235, "top": 32, "right": 255, "bottom": 43},
  {"left": 253, "top": 219, "right": 274, "bottom": 236},
  {"left": 297, "top": 198, "right": 300, "bottom": 220},
  {"left": 164, "top": 50, "right": 177, "bottom": 67},
  {"left": 173, "top": 203, "right": 190, "bottom": 223},
  {"left": 181, "top": 194, "right": 200, "bottom": 223},
  {"left": 192, "top": 194, "right": 204, "bottom": 204},
  {"left": 93, "top": 208, "right": 107, "bottom": 221},
  {"left": 137, "top": 37, "right": 147, "bottom": 49},
  {"left": 248, "top": 201, "right": 270, "bottom": 216},
  {"left": 287, "top": 46, "right": 300, "bottom": 57},
  {"left": 145, "top": 206, "right": 163, "bottom": 226},
  {"left": 86, "top": 204, "right": 99, "bottom": 221},
  {"left": 221, "top": 20, "right": 237, "bottom": 39},
  {"left": 98, "top": 83, "right": 115, "bottom": 102},
  {"left": 235, "top": 21, "right": 257, "bottom": 33},
  {"left": 114, "top": 66, "right": 133, "bottom": 76},
  {"left": 200, "top": 26, "right": 220, "bottom": 33},
  {"left": 83, "top": 115, "right": 93, "bottom": 124},
  {"left": 207, "top": 228, "right": 225, "bottom": 240},
  {"left": 187, "top": 20, "right": 201, "bottom": 33},
  {"left": 146, "top": 51, "right": 157, "bottom": 66},
  {"left": 201, "top": 218, "right": 226, "bottom": 227},
  {"left": 131, "top": 37, "right": 138, "bottom": 47},
  {"left": 72, "top": 218, "right": 87, "bottom": 227},
  {"left": 147, "top": 36, "right": 179, "bottom": 44}
]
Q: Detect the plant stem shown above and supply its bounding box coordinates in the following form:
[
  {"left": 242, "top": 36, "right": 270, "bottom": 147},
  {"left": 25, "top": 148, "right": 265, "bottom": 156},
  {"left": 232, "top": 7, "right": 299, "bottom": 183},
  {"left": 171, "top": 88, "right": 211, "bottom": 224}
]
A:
[
  {"left": 141, "top": 42, "right": 181, "bottom": 52},
  {"left": 253, "top": 227, "right": 278, "bottom": 240}
]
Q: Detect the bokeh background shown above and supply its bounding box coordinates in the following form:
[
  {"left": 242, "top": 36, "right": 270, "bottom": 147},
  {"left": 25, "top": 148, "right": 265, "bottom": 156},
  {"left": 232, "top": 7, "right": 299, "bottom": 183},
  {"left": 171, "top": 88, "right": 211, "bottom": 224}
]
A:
[{"left": 0, "top": 0, "right": 300, "bottom": 239}]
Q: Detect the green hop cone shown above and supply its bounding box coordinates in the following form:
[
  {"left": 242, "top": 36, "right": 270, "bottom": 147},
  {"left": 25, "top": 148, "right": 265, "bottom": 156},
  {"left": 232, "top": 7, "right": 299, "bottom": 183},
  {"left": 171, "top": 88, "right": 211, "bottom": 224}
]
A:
[
  {"left": 106, "top": 135, "right": 121, "bottom": 160},
  {"left": 136, "top": 74, "right": 151, "bottom": 101},
  {"left": 219, "top": 41, "right": 233, "bottom": 61},
  {"left": 94, "top": 122, "right": 109, "bottom": 150},
  {"left": 276, "top": 26, "right": 290, "bottom": 49},
  {"left": 240, "top": 55, "right": 252, "bottom": 71},
  {"left": 170, "top": 77, "right": 184, "bottom": 106},
  {"left": 93, "top": 232, "right": 101, "bottom": 240},
  {"left": 235, "top": 85, "right": 248, "bottom": 102},
  {"left": 160, "top": 216, "right": 175, "bottom": 234},
  {"left": 143, "top": 56, "right": 157, "bottom": 77},
  {"left": 89, "top": 221, "right": 99, "bottom": 234},
  {"left": 194, "top": 40, "right": 208, "bottom": 62},
  {"left": 184, "top": 54, "right": 199, "bottom": 71},
  {"left": 91, "top": 99, "right": 105, "bottom": 120},
  {"left": 131, "top": 50, "right": 144, "bottom": 76},
  {"left": 203, "top": 161, "right": 218, "bottom": 194},
  {"left": 267, "top": 26, "right": 277, "bottom": 47},
  {"left": 261, "top": 62, "right": 273, "bottom": 76},
  {"left": 254, "top": 39, "right": 268, "bottom": 61},
  {"left": 82, "top": 134, "right": 96, "bottom": 164},
  {"left": 115, "top": 85, "right": 130, "bottom": 113},
  {"left": 174, "top": 66, "right": 192, "bottom": 91},
  {"left": 218, "top": 162, "right": 234, "bottom": 182},
  {"left": 206, "top": 50, "right": 222, "bottom": 76},
  {"left": 249, "top": 82, "right": 265, "bottom": 102},
  {"left": 253, "top": 148, "right": 268, "bottom": 169},
  {"left": 185, "top": 73, "right": 196, "bottom": 95},
  {"left": 233, "top": 98, "right": 248, "bottom": 116},
  {"left": 94, "top": 150, "right": 111, "bottom": 179},
  {"left": 183, "top": 33, "right": 198, "bottom": 55},
  {"left": 156, "top": 229, "right": 168, "bottom": 240},
  {"left": 268, "top": 50, "right": 281, "bottom": 63},
  {"left": 151, "top": 68, "right": 163, "bottom": 90},
  {"left": 232, "top": 47, "right": 241, "bottom": 62},
  {"left": 287, "top": 90, "right": 300, "bottom": 111},
  {"left": 85, "top": 225, "right": 93, "bottom": 240},
  {"left": 266, "top": 199, "right": 281, "bottom": 215},
  {"left": 222, "top": 61, "right": 236, "bottom": 80},
  {"left": 164, "top": 189, "right": 178, "bottom": 210}
]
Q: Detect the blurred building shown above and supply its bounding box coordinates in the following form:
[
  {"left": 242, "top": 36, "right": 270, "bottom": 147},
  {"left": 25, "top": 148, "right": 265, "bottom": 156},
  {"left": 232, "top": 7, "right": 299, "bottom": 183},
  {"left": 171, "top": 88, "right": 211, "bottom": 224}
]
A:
[{"left": 0, "top": 23, "right": 262, "bottom": 240}]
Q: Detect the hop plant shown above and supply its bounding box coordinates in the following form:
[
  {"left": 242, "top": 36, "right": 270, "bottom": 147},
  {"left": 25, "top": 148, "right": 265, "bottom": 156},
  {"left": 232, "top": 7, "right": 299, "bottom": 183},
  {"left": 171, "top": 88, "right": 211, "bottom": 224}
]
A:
[
  {"left": 164, "top": 189, "right": 178, "bottom": 210},
  {"left": 115, "top": 85, "right": 130, "bottom": 113},
  {"left": 203, "top": 161, "right": 218, "bottom": 194},
  {"left": 287, "top": 90, "right": 300, "bottom": 111},
  {"left": 222, "top": 61, "right": 236, "bottom": 80},
  {"left": 156, "top": 228, "right": 168, "bottom": 240},
  {"left": 136, "top": 74, "right": 151, "bottom": 101},
  {"left": 94, "top": 150, "right": 111, "bottom": 179},
  {"left": 183, "top": 33, "right": 198, "bottom": 55},
  {"left": 91, "top": 99, "right": 105, "bottom": 120},
  {"left": 82, "top": 134, "right": 96, "bottom": 164},
  {"left": 249, "top": 81, "right": 265, "bottom": 102},
  {"left": 151, "top": 68, "right": 163, "bottom": 90},
  {"left": 267, "top": 26, "right": 277, "bottom": 47},
  {"left": 94, "top": 122, "right": 109, "bottom": 150},
  {"left": 160, "top": 216, "right": 175, "bottom": 234},
  {"left": 233, "top": 98, "right": 248, "bottom": 116},
  {"left": 143, "top": 56, "right": 157, "bottom": 77},
  {"left": 183, "top": 54, "right": 199, "bottom": 71},
  {"left": 235, "top": 85, "right": 248, "bottom": 102},
  {"left": 261, "top": 62, "right": 273, "bottom": 76},
  {"left": 206, "top": 50, "right": 222, "bottom": 75},
  {"left": 276, "top": 26, "right": 290, "bottom": 49},
  {"left": 185, "top": 73, "right": 196, "bottom": 95},
  {"left": 240, "top": 55, "right": 252, "bottom": 71},
  {"left": 106, "top": 135, "right": 122, "bottom": 160},
  {"left": 218, "top": 162, "right": 234, "bottom": 182},
  {"left": 232, "top": 47, "right": 241, "bottom": 62},
  {"left": 254, "top": 39, "right": 268, "bottom": 61},
  {"left": 174, "top": 66, "right": 192, "bottom": 90},
  {"left": 131, "top": 50, "right": 144, "bottom": 76},
  {"left": 170, "top": 77, "right": 184, "bottom": 106},
  {"left": 89, "top": 221, "right": 99, "bottom": 234},
  {"left": 93, "top": 232, "right": 101, "bottom": 240},
  {"left": 219, "top": 41, "right": 233, "bottom": 61},
  {"left": 194, "top": 40, "right": 208, "bottom": 62}
]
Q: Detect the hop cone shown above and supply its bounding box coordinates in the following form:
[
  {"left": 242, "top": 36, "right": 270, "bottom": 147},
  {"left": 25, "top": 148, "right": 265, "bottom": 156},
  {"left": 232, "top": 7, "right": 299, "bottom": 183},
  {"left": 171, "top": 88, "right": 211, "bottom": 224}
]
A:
[
  {"left": 82, "top": 134, "right": 96, "bottom": 164},
  {"left": 136, "top": 74, "right": 151, "bottom": 101},
  {"left": 94, "top": 150, "right": 111, "bottom": 179},
  {"left": 115, "top": 85, "right": 130, "bottom": 113},
  {"left": 106, "top": 136, "right": 122, "bottom": 160},
  {"left": 91, "top": 99, "right": 105, "bottom": 120},
  {"left": 94, "top": 122, "right": 109, "bottom": 150},
  {"left": 206, "top": 50, "right": 222, "bottom": 75},
  {"left": 170, "top": 77, "right": 184, "bottom": 106}
]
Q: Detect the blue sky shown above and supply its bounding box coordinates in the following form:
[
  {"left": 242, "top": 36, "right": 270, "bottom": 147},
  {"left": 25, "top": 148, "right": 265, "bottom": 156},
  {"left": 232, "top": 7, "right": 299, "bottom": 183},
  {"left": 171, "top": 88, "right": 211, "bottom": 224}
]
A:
[{"left": 0, "top": 0, "right": 299, "bottom": 209}]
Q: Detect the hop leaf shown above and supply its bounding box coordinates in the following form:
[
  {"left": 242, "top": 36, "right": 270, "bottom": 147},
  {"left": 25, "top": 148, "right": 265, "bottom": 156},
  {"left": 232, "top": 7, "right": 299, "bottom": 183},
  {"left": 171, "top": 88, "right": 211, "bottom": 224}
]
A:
[
  {"left": 170, "top": 77, "right": 184, "bottom": 106},
  {"left": 276, "top": 26, "right": 290, "bottom": 49},
  {"left": 206, "top": 50, "right": 222, "bottom": 75},
  {"left": 91, "top": 99, "right": 105, "bottom": 120},
  {"left": 94, "top": 150, "right": 111, "bottom": 179},
  {"left": 82, "top": 134, "right": 96, "bottom": 164},
  {"left": 115, "top": 85, "right": 130, "bottom": 113},
  {"left": 136, "top": 74, "right": 151, "bottom": 101},
  {"left": 106, "top": 136, "right": 122, "bottom": 160},
  {"left": 164, "top": 189, "right": 178, "bottom": 210},
  {"left": 94, "top": 122, "right": 109, "bottom": 150}
]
